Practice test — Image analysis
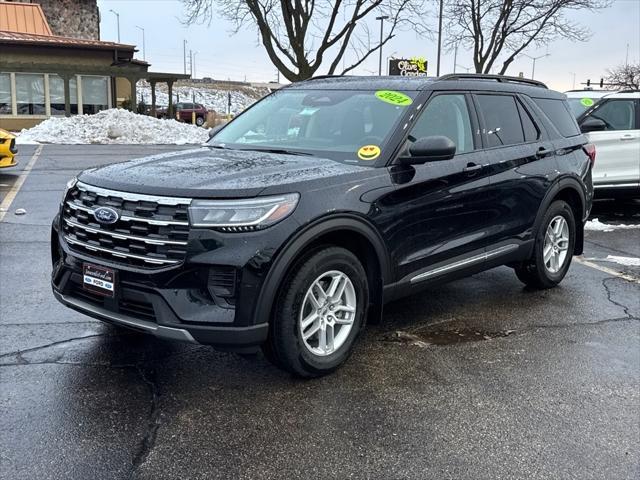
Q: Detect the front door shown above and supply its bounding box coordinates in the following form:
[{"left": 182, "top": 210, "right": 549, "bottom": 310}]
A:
[{"left": 375, "top": 92, "right": 494, "bottom": 284}]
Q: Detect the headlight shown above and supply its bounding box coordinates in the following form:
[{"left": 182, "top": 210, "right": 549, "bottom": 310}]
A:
[
  {"left": 188, "top": 193, "right": 299, "bottom": 231},
  {"left": 61, "top": 177, "right": 77, "bottom": 204}
]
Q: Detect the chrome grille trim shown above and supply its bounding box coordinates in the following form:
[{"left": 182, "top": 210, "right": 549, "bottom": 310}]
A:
[
  {"left": 76, "top": 181, "right": 192, "bottom": 206},
  {"left": 65, "top": 201, "right": 189, "bottom": 227},
  {"left": 64, "top": 235, "right": 181, "bottom": 265},
  {"left": 63, "top": 217, "right": 188, "bottom": 246}
]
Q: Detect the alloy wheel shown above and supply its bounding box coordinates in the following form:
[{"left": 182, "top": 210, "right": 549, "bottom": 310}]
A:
[{"left": 543, "top": 215, "right": 570, "bottom": 273}]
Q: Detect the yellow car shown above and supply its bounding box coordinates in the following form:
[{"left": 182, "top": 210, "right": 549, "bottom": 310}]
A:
[{"left": 0, "top": 128, "right": 18, "bottom": 168}]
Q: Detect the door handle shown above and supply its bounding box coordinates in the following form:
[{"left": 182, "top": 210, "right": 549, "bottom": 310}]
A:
[
  {"left": 463, "top": 163, "right": 483, "bottom": 173},
  {"left": 620, "top": 135, "right": 635, "bottom": 141},
  {"left": 537, "top": 147, "right": 553, "bottom": 158}
]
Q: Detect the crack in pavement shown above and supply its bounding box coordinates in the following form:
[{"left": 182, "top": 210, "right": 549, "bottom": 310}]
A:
[
  {"left": 130, "top": 365, "right": 162, "bottom": 476},
  {"left": 0, "top": 333, "right": 108, "bottom": 359},
  {"left": 602, "top": 277, "right": 634, "bottom": 319}
]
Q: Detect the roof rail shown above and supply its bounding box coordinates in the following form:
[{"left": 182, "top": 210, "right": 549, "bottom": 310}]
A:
[
  {"left": 439, "top": 73, "right": 548, "bottom": 89},
  {"left": 303, "top": 74, "right": 348, "bottom": 82}
]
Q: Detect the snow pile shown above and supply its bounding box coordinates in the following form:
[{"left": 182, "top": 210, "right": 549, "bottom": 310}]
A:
[
  {"left": 16, "top": 109, "right": 209, "bottom": 145},
  {"left": 137, "top": 82, "right": 269, "bottom": 115},
  {"left": 585, "top": 218, "right": 640, "bottom": 232}
]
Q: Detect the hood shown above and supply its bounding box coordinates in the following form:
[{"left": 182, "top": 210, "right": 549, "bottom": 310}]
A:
[{"left": 78, "top": 147, "right": 371, "bottom": 198}]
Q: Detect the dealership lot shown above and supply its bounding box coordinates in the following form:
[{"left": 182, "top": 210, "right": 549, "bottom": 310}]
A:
[{"left": 1, "top": 146, "right": 638, "bottom": 479}]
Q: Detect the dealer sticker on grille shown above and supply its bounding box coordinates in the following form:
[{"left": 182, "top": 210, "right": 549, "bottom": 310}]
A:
[{"left": 83, "top": 263, "right": 116, "bottom": 297}]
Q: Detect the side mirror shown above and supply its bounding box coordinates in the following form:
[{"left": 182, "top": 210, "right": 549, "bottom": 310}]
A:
[
  {"left": 208, "top": 124, "right": 224, "bottom": 139},
  {"left": 580, "top": 117, "right": 606, "bottom": 133},
  {"left": 400, "top": 136, "right": 457, "bottom": 165}
]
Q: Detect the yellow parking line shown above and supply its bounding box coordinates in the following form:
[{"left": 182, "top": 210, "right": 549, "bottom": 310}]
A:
[
  {"left": 0, "top": 145, "right": 43, "bottom": 223},
  {"left": 574, "top": 256, "right": 640, "bottom": 284}
]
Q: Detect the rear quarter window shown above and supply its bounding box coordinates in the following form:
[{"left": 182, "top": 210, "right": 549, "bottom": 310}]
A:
[{"left": 534, "top": 98, "right": 581, "bottom": 137}]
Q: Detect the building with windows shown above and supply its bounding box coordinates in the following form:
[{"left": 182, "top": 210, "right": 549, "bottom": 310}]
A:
[{"left": 0, "top": 1, "right": 188, "bottom": 130}]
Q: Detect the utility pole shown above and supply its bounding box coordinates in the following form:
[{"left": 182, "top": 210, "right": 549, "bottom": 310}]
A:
[
  {"left": 436, "top": 0, "right": 443, "bottom": 76},
  {"left": 375, "top": 15, "right": 389, "bottom": 76},
  {"left": 135, "top": 25, "right": 145, "bottom": 61},
  {"left": 189, "top": 50, "right": 193, "bottom": 78},
  {"left": 192, "top": 52, "right": 198, "bottom": 79},
  {"left": 109, "top": 9, "right": 120, "bottom": 42},
  {"left": 569, "top": 72, "right": 576, "bottom": 89},
  {"left": 183, "top": 40, "right": 188, "bottom": 75}
]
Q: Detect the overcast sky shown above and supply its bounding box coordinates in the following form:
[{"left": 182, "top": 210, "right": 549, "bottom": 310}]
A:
[{"left": 97, "top": 0, "right": 640, "bottom": 92}]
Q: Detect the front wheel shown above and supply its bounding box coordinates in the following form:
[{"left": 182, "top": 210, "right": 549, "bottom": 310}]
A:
[
  {"left": 263, "top": 247, "right": 369, "bottom": 377},
  {"left": 515, "top": 200, "right": 576, "bottom": 289},
  {"left": 195, "top": 116, "right": 205, "bottom": 126}
]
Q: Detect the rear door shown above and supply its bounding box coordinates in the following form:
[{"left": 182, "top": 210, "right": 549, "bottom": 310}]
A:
[
  {"left": 472, "top": 93, "right": 553, "bottom": 249},
  {"left": 580, "top": 98, "right": 640, "bottom": 188}
]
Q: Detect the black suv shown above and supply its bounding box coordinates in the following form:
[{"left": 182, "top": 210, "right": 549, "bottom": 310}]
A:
[{"left": 52, "top": 74, "right": 594, "bottom": 377}]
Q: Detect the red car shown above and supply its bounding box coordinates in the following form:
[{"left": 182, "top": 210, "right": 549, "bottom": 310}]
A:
[{"left": 158, "top": 102, "right": 208, "bottom": 126}]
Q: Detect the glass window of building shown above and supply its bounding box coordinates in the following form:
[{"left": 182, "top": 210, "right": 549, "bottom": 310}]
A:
[
  {"left": 16, "top": 73, "right": 46, "bottom": 115},
  {"left": 81, "top": 76, "right": 109, "bottom": 114},
  {"left": 49, "top": 75, "right": 78, "bottom": 115},
  {"left": 0, "top": 73, "right": 11, "bottom": 114}
]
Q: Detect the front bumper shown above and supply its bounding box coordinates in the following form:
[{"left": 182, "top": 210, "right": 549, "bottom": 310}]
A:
[{"left": 51, "top": 217, "right": 276, "bottom": 351}]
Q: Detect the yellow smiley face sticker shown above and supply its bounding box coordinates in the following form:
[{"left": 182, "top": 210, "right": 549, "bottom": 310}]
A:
[{"left": 358, "top": 145, "right": 381, "bottom": 161}]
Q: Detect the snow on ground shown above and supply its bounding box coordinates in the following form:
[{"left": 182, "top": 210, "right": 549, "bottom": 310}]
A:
[
  {"left": 15, "top": 109, "right": 209, "bottom": 145},
  {"left": 137, "top": 81, "right": 270, "bottom": 115},
  {"left": 585, "top": 218, "right": 640, "bottom": 232}
]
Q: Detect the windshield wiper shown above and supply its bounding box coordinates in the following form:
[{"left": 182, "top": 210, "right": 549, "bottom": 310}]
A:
[{"left": 239, "top": 147, "right": 313, "bottom": 156}]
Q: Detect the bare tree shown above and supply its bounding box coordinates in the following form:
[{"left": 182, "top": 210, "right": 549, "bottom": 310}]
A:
[
  {"left": 182, "top": 0, "right": 429, "bottom": 82},
  {"left": 445, "top": 0, "right": 610, "bottom": 75},
  {"left": 605, "top": 63, "right": 640, "bottom": 90}
]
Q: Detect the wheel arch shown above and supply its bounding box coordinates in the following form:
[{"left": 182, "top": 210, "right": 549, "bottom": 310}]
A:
[
  {"left": 533, "top": 177, "right": 587, "bottom": 256},
  {"left": 253, "top": 214, "right": 391, "bottom": 327}
]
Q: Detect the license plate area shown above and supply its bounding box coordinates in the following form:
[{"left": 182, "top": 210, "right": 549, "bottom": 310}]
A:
[{"left": 83, "top": 263, "right": 116, "bottom": 297}]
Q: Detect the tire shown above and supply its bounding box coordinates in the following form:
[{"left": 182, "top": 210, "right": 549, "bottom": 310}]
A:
[
  {"left": 195, "top": 116, "right": 205, "bottom": 126},
  {"left": 515, "top": 200, "right": 576, "bottom": 289},
  {"left": 263, "top": 246, "right": 369, "bottom": 378}
]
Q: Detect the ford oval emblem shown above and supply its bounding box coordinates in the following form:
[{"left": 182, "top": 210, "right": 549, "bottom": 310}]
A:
[{"left": 93, "top": 206, "right": 119, "bottom": 224}]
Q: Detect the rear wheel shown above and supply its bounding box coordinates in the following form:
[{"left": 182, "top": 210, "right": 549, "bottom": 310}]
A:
[
  {"left": 263, "top": 247, "right": 368, "bottom": 377},
  {"left": 515, "top": 200, "right": 576, "bottom": 289}
]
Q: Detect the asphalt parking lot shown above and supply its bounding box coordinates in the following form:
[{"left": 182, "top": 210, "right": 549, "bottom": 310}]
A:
[{"left": 1, "top": 145, "right": 639, "bottom": 480}]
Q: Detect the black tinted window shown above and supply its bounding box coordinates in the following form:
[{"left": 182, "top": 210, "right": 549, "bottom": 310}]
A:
[
  {"left": 409, "top": 94, "right": 474, "bottom": 153},
  {"left": 476, "top": 95, "right": 524, "bottom": 147},
  {"left": 534, "top": 98, "right": 581, "bottom": 137},
  {"left": 587, "top": 99, "right": 636, "bottom": 130},
  {"left": 517, "top": 101, "right": 540, "bottom": 142}
]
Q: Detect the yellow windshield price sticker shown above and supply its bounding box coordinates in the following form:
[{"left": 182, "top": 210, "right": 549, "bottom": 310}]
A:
[
  {"left": 375, "top": 90, "right": 413, "bottom": 106},
  {"left": 358, "top": 145, "right": 381, "bottom": 161},
  {"left": 580, "top": 98, "right": 595, "bottom": 107}
]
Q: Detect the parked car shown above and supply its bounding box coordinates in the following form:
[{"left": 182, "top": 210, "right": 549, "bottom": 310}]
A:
[
  {"left": 565, "top": 90, "right": 614, "bottom": 118},
  {"left": 158, "top": 102, "right": 208, "bottom": 126},
  {"left": 577, "top": 91, "right": 639, "bottom": 197},
  {"left": 52, "top": 74, "right": 594, "bottom": 377},
  {"left": 0, "top": 128, "right": 17, "bottom": 168}
]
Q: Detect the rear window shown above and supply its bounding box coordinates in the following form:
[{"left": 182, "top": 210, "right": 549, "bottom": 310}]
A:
[
  {"left": 534, "top": 98, "right": 581, "bottom": 137},
  {"left": 475, "top": 94, "right": 524, "bottom": 147}
]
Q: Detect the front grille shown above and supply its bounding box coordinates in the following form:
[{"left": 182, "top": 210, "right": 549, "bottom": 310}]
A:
[{"left": 62, "top": 182, "right": 192, "bottom": 268}]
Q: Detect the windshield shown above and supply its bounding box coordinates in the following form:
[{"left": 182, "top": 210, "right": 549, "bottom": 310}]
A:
[
  {"left": 567, "top": 97, "right": 599, "bottom": 118},
  {"left": 208, "top": 88, "right": 417, "bottom": 165}
]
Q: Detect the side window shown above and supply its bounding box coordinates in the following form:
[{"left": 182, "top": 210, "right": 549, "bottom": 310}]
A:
[
  {"left": 408, "top": 94, "right": 474, "bottom": 154},
  {"left": 517, "top": 101, "right": 540, "bottom": 142},
  {"left": 533, "top": 98, "right": 580, "bottom": 137},
  {"left": 587, "top": 100, "right": 636, "bottom": 131},
  {"left": 475, "top": 95, "right": 524, "bottom": 147}
]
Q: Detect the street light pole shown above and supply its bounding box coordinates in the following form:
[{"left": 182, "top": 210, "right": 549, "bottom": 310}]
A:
[
  {"left": 453, "top": 41, "right": 458, "bottom": 73},
  {"left": 522, "top": 53, "right": 550, "bottom": 79},
  {"left": 436, "top": 0, "right": 443, "bottom": 76},
  {"left": 183, "top": 40, "right": 188, "bottom": 75},
  {"left": 135, "top": 26, "right": 145, "bottom": 61},
  {"left": 109, "top": 9, "right": 120, "bottom": 43},
  {"left": 193, "top": 52, "right": 198, "bottom": 79},
  {"left": 375, "top": 15, "right": 389, "bottom": 76}
]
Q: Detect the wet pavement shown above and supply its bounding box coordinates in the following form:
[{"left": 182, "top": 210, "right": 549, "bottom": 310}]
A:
[{"left": 1, "top": 146, "right": 639, "bottom": 480}]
